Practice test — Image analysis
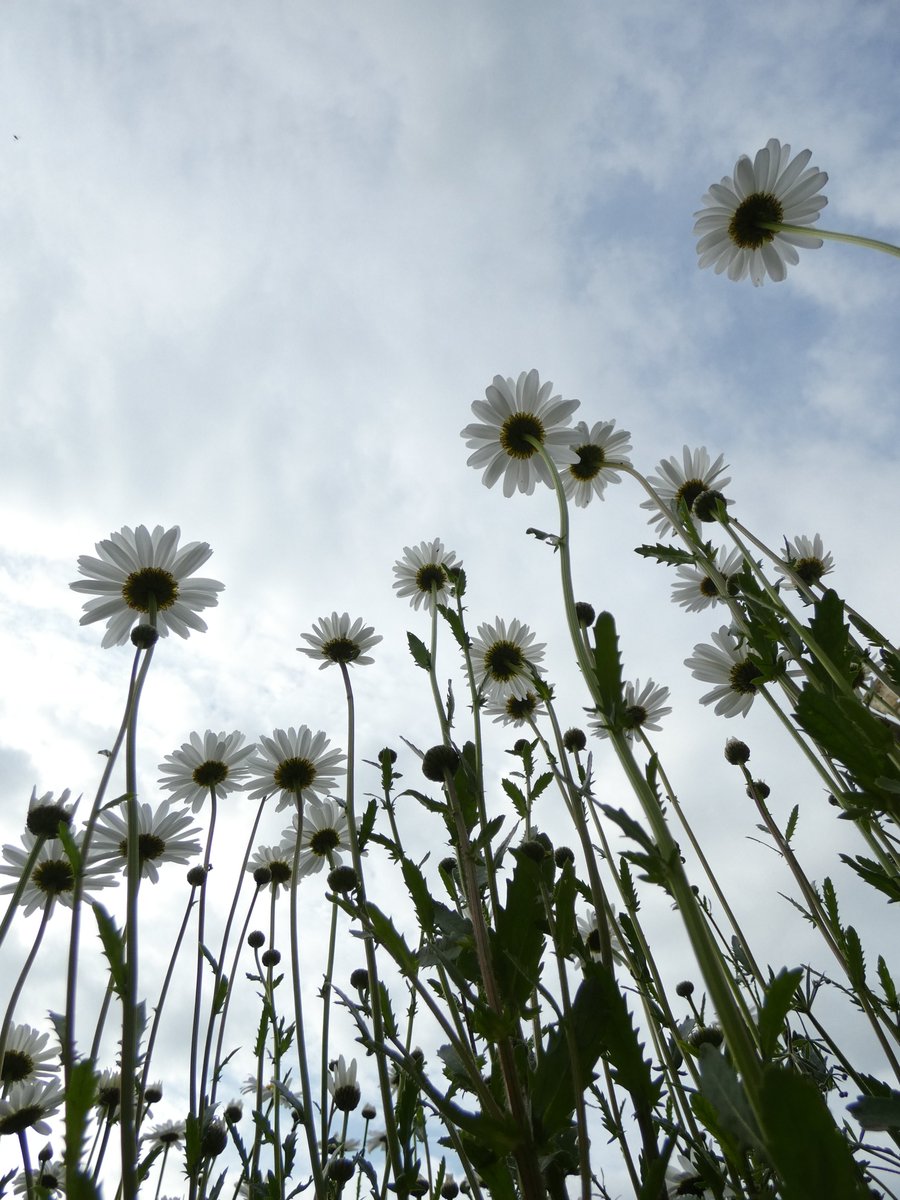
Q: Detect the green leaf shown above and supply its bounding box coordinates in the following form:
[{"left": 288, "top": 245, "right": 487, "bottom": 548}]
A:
[
  {"left": 65, "top": 1059, "right": 98, "bottom": 1196},
  {"left": 501, "top": 778, "right": 528, "bottom": 819},
  {"left": 843, "top": 925, "right": 866, "bottom": 991},
  {"left": 92, "top": 902, "right": 127, "bottom": 997},
  {"left": 634, "top": 542, "right": 699, "bottom": 566},
  {"left": 553, "top": 862, "right": 578, "bottom": 958},
  {"left": 839, "top": 854, "right": 900, "bottom": 903},
  {"left": 401, "top": 856, "right": 435, "bottom": 935},
  {"left": 877, "top": 955, "right": 899, "bottom": 1011},
  {"left": 437, "top": 601, "right": 470, "bottom": 652},
  {"left": 848, "top": 1092, "right": 900, "bottom": 1131},
  {"left": 697, "top": 1044, "right": 761, "bottom": 1151},
  {"left": 406, "top": 631, "right": 432, "bottom": 670},
  {"left": 492, "top": 853, "right": 546, "bottom": 1011},
  {"left": 590, "top": 612, "right": 625, "bottom": 721},
  {"left": 364, "top": 903, "right": 418, "bottom": 976},
  {"left": 357, "top": 797, "right": 377, "bottom": 852},
  {"left": 758, "top": 967, "right": 803, "bottom": 1060},
  {"left": 784, "top": 804, "right": 799, "bottom": 846}
]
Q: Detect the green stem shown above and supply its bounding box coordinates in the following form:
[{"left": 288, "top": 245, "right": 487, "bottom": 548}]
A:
[
  {"left": 320, "top": 893, "right": 341, "bottom": 1152},
  {"left": 0, "top": 835, "right": 46, "bottom": 948},
  {"left": 191, "top": 791, "right": 218, "bottom": 1124},
  {"left": 760, "top": 221, "right": 900, "bottom": 259}
]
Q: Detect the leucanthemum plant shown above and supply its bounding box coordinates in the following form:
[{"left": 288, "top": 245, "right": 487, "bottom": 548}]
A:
[
  {"left": 470, "top": 617, "right": 546, "bottom": 701},
  {"left": 684, "top": 625, "right": 761, "bottom": 717},
  {"left": 561, "top": 419, "right": 632, "bottom": 507},
  {"left": 298, "top": 611, "right": 382, "bottom": 669},
  {"left": 589, "top": 678, "right": 672, "bottom": 741},
  {"left": 671, "top": 546, "right": 744, "bottom": 612},
  {"left": 90, "top": 799, "right": 202, "bottom": 883},
  {"left": 777, "top": 533, "right": 835, "bottom": 590},
  {"left": 640, "top": 445, "right": 731, "bottom": 535},
  {"left": 392, "top": 539, "right": 459, "bottom": 611},
  {"left": 245, "top": 726, "right": 346, "bottom": 809},
  {"left": 157, "top": 730, "right": 256, "bottom": 812},
  {"left": 281, "top": 797, "right": 350, "bottom": 878}
]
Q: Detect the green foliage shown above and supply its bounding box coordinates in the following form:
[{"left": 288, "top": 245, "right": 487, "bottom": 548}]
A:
[
  {"left": 92, "top": 902, "right": 127, "bottom": 997},
  {"left": 758, "top": 967, "right": 803, "bottom": 1060}
]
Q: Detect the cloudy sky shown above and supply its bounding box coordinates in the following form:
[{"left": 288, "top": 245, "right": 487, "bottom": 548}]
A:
[{"left": 1, "top": 0, "right": 898, "bottom": 1187}]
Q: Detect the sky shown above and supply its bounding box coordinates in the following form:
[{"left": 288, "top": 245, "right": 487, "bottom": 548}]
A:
[{"left": 1, "top": 0, "right": 899, "bottom": 1189}]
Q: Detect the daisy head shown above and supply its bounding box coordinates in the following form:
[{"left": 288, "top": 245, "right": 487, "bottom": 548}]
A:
[
  {"left": 671, "top": 547, "right": 744, "bottom": 613},
  {"left": 694, "top": 138, "right": 827, "bottom": 285},
  {"left": 298, "top": 612, "right": 382, "bottom": 670},
  {"left": 461, "top": 369, "right": 580, "bottom": 497},
  {"left": 1, "top": 1023, "right": 59, "bottom": 1089},
  {"left": 561, "top": 420, "right": 633, "bottom": 507},
  {"left": 246, "top": 843, "right": 295, "bottom": 891},
  {"left": 777, "top": 534, "right": 834, "bottom": 590},
  {"left": 245, "top": 726, "right": 346, "bottom": 810},
  {"left": 684, "top": 626, "right": 760, "bottom": 718},
  {"left": 483, "top": 690, "right": 543, "bottom": 728},
  {"left": 70, "top": 524, "right": 224, "bottom": 648},
  {"left": 641, "top": 446, "right": 731, "bottom": 536},
  {"left": 392, "top": 539, "right": 459, "bottom": 611},
  {"left": 158, "top": 730, "right": 256, "bottom": 812},
  {"left": 327, "top": 1055, "right": 361, "bottom": 1113},
  {"left": 470, "top": 618, "right": 546, "bottom": 702},
  {"left": 0, "top": 831, "right": 117, "bottom": 916},
  {"left": 89, "top": 799, "right": 202, "bottom": 884},
  {"left": 589, "top": 678, "right": 672, "bottom": 742},
  {"left": 26, "top": 787, "right": 77, "bottom": 839},
  {"left": 281, "top": 796, "right": 350, "bottom": 878},
  {"left": 0, "top": 1080, "right": 65, "bottom": 1136}
]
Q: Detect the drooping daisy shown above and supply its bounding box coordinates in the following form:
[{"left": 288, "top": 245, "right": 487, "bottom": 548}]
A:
[
  {"left": 589, "top": 679, "right": 672, "bottom": 741},
  {"left": 94, "top": 1069, "right": 122, "bottom": 1115},
  {"left": 461, "top": 369, "right": 580, "bottom": 497},
  {"left": 327, "top": 1055, "right": 361, "bottom": 1112},
  {"left": 26, "top": 787, "right": 77, "bottom": 839},
  {"left": 0, "top": 832, "right": 118, "bottom": 916},
  {"left": 392, "top": 539, "right": 459, "bottom": 611},
  {"left": 143, "top": 1119, "right": 186, "bottom": 1147},
  {"left": 297, "top": 612, "right": 382, "bottom": 670},
  {"left": 0, "top": 1080, "right": 65, "bottom": 1136},
  {"left": 684, "top": 626, "right": 760, "bottom": 718},
  {"left": 777, "top": 534, "right": 834, "bottom": 590},
  {"left": 483, "top": 690, "right": 543, "bottom": 728},
  {"left": 561, "top": 420, "right": 633, "bottom": 507},
  {"left": 246, "top": 844, "right": 294, "bottom": 891},
  {"left": 245, "top": 726, "right": 346, "bottom": 811},
  {"left": 281, "top": 796, "right": 350, "bottom": 878},
  {"left": 90, "top": 799, "right": 202, "bottom": 883},
  {"left": 470, "top": 618, "right": 546, "bottom": 701},
  {"left": 158, "top": 730, "right": 256, "bottom": 812},
  {"left": 694, "top": 138, "right": 828, "bottom": 286},
  {"left": 671, "top": 547, "right": 744, "bottom": 612},
  {"left": 641, "top": 447, "right": 731, "bottom": 536},
  {"left": 0, "top": 1023, "right": 59, "bottom": 1088},
  {"left": 13, "top": 1160, "right": 67, "bottom": 1196},
  {"left": 575, "top": 911, "right": 625, "bottom": 966},
  {"left": 70, "top": 524, "right": 224, "bottom": 648}
]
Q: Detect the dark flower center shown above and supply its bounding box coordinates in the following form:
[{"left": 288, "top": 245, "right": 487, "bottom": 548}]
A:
[
  {"left": 121, "top": 567, "right": 179, "bottom": 613},
  {"left": 699, "top": 576, "right": 719, "bottom": 599},
  {"left": 193, "top": 760, "right": 229, "bottom": 787},
  {"left": 274, "top": 757, "right": 317, "bottom": 792},
  {"left": 485, "top": 640, "right": 525, "bottom": 682},
  {"left": 118, "top": 834, "right": 167, "bottom": 863},
  {"left": 156, "top": 1128, "right": 183, "bottom": 1145},
  {"left": 730, "top": 658, "right": 759, "bottom": 695},
  {"left": 310, "top": 827, "right": 341, "bottom": 857},
  {"left": 33, "top": 858, "right": 75, "bottom": 896},
  {"left": 322, "top": 637, "right": 361, "bottom": 664},
  {"left": 623, "top": 704, "right": 647, "bottom": 730},
  {"left": 506, "top": 694, "right": 536, "bottom": 719},
  {"left": 570, "top": 443, "right": 605, "bottom": 482},
  {"left": 268, "top": 859, "right": 292, "bottom": 884},
  {"left": 415, "top": 563, "right": 448, "bottom": 593},
  {"left": 500, "top": 413, "right": 544, "bottom": 459},
  {"left": 675, "top": 479, "right": 708, "bottom": 509},
  {"left": 26, "top": 804, "right": 72, "bottom": 838},
  {"left": 1, "top": 1049, "right": 34, "bottom": 1084},
  {"left": 794, "top": 556, "right": 826, "bottom": 586},
  {"left": 728, "top": 191, "right": 785, "bottom": 250},
  {"left": 0, "top": 1104, "right": 45, "bottom": 1134}
]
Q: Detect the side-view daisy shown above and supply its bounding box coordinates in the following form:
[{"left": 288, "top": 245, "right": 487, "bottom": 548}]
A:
[
  {"left": 328, "top": 1055, "right": 361, "bottom": 1112},
  {"left": 0, "top": 831, "right": 118, "bottom": 915},
  {"left": 298, "top": 612, "right": 382, "bottom": 669},
  {"left": 671, "top": 547, "right": 744, "bottom": 612},
  {"left": 0, "top": 1023, "right": 59, "bottom": 1088},
  {"left": 26, "top": 787, "right": 77, "bottom": 838},
  {"left": 694, "top": 138, "right": 828, "bottom": 285},
  {"left": 245, "top": 726, "right": 346, "bottom": 810},
  {"left": 0, "top": 1079, "right": 65, "bottom": 1136},
  {"left": 684, "top": 626, "right": 760, "bottom": 717},
  {"left": 461, "top": 369, "right": 580, "bottom": 497},
  {"left": 470, "top": 618, "right": 546, "bottom": 701},
  {"left": 90, "top": 799, "right": 202, "bottom": 883},
  {"left": 641, "top": 446, "right": 731, "bottom": 536},
  {"left": 589, "top": 678, "right": 672, "bottom": 741},
  {"left": 777, "top": 534, "right": 834, "bottom": 590},
  {"left": 561, "top": 419, "right": 633, "bottom": 507},
  {"left": 158, "top": 730, "right": 256, "bottom": 812},
  {"left": 70, "top": 524, "right": 224, "bottom": 648},
  {"left": 392, "top": 539, "right": 459, "bottom": 611}
]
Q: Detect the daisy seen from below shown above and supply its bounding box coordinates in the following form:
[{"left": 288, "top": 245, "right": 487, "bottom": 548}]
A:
[
  {"left": 483, "top": 690, "right": 543, "bottom": 727},
  {"left": 158, "top": 729, "right": 256, "bottom": 812},
  {"left": 461, "top": 369, "right": 580, "bottom": 497},
  {"left": 641, "top": 446, "right": 731, "bottom": 536},
  {"left": 26, "top": 787, "right": 77, "bottom": 839},
  {"left": 0, "top": 831, "right": 117, "bottom": 916},
  {"left": 1, "top": 1023, "right": 58, "bottom": 1088},
  {"left": 0, "top": 1079, "right": 65, "bottom": 1136},
  {"left": 671, "top": 547, "right": 744, "bottom": 612},
  {"left": 281, "top": 796, "right": 350, "bottom": 878},
  {"left": 684, "top": 626, "right": 760, "bottom": 717},
  {"left": 89, "top": 798, "right": 202, "bottom": 883},
  {"left": 470, "top": 617, "right": 546, "bottom": 702},
  {"left": 589, "top": 678, "right": 672, "bottom": 741},
  {"left": 392, "top": 539, "right": 459, "bottom": 611},
  {"left": 777, "top": 533, "right": 834, "bottom": 589},
  {"left": 13, "top": 1160, "right": 66, "bottom": 1196},
  {"left": 561, "top": 419, "right": 633, "bottom": 507},
  {"left": 144, "top": 1118, "right": 186, "bottom": 1148},
  {"left": 694, "top": 138, "right": 827, "bottom": 285},
  {"left": 245, "top": 726, "right": 346, "bottom": 811},
  {"left": 247, "top": 843, "right": 295, "bottom": 891},
  {"left": 328, "top": 1055, "right": 361, "bottom": 1112},
  {"left": 70, "top": 524, "right": 224, "bottom": 648},
  {"left": 298, "top": 612, "right": 382, "bottom": 669}
]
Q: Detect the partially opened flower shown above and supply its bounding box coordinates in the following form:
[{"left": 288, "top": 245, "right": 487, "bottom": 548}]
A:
[
  {"left": 298, "top": 612, "right": 382, "bottom": 669},
  {"left": 281, "top": 796, "right": 350, "bottom": 877},
  {"left": 245, "top": 726, "right": 346, "bottom": 810},
  {"left": 470, "top": 618, "right": 546, "bottom": 701},
  {"left": 26, "top": 787, "right": 77, "bottom": 839},
  {"left": 483, "top": 690, "right": 543, "bottom": 727},
  {"left": 685, "top": 626, "right": 760, "bottom": 717},
  {"left": 461, "top": 369, "right": 580, "bottom": 496},
  {"left": 1, "top": 1024, "right": 59, "bottom": 1089},
  {"left": 561, "top": 420, "right": 633, "bottom": 507},
  {"left": 0, "top": 1080, "right": 65, "bottom": 1136},
  {"left": 393, "top": 539, "right": 459, "bottom": 611},
  {"left": 158, "top": 730, "right": 256, "bottom": 812},
  {"left": 694, "top": 138, "right": 827, "bottom": 285},
  {"left": 671, "top": 547, "right": 744, "bottom": 612},
  {"left": 641, "top": 446, "right": 731, "bottom": 536},
  {"left": 777, "top": 534, "right": 834, "bottom": 589},
  {"left": 0, "top": 832, "right": 117, "bottom": 915},
  {"left": 328, "top": 1055, "right": 361, "bottom": 1112},
  {"left": 70, "top": 524, "right": 224, "bottom": 648},
  {"left": 90, "top": 799, "right": 202, "bottom": 883},
  {"left": 589, "top": 678, "right": 672, "bottom": 741}
]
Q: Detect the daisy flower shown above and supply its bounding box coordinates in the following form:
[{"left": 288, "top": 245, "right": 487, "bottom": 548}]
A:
[
  {"left": 641, "top": 446, "right": 731, "bottom": 536},
  {"left": 70, "top": 523, "right": 224, "bottom": 648},
  {"left": 684, "top": 626, "right": 760, "bottom": 717},
  {"left": 561, "top": 419, "right": 633, "bottom": 507},
  {"left": 1, "top": 1023, "right": 59, "bottom": 1089},
  {"left": 576, "top": 911, "right": 625, "bottom": 966},
  {"left": 777, "top": 534, "right": 835, "bottom": 589},
  {"left": 158, "top": 730, "right": 256, "bottom": 812},
  {"left": 461, "top": 369, "right": 580, "bottom": 497},
  {"left": 392, "top": 539, "right": 459, "bottom": 611},
  {"left": 144, "top": 1119, "right": 186, "bottom": 1147},
  {"left": 589, "top": 678, "right": 672, "bottom": 741},
  {"left": 281, "top": 796, "right": 350, "bottom": 878},
  {"left": 13, "top": 1160, "right": 66, "bottom": 1195},
  {"left": 245, "top": 726, "right": 346, "bottom": 810},
  {"left": 328, "top": 1055, "right": 361, "bottom": 1112},
  {"left": 694, "top": 138, "right": 827, "bottom": 285},
  {"left": 470, "top": 618, "right": 546, "bottom": 702},
  {"left": 297, "top": 612, "right": 382, "bottom": 669},
  {"left": 0, "top": 832, "right": 117, "bottom": 916},
  {"left": 0, "top": 1079, "right": 65, "bottom": 1136},
  {"left": 246, "top": 843, "right": 294, "bottom": 891},
  {"left": 89, "top": 799, "right": 202, "bottom": 883},
  {"left": 26, "top": 787, "right": 77, "bottom": 839},
  {"left": 483, "top": 690, "right": 543, "bottom": 727},
  {"left": 671, "top": 547, "right": 744, "bottom": 612}
]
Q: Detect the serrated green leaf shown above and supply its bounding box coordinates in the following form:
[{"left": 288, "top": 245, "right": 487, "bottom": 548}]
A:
[
  {"left": 358, "top": 797, "right": 377, "bottom": 851},
  {"left": 65, "top": 1060, "right": 98, "bottom": 1195},
  {"left": 401, "top": 856, "right": 435, "bottom": 935},
  {"left": 784, "top": 804, "right": 799, "bottom": 845},
  {"left": 364, "top": 903, "right": 418, "bottom": 976},
  {"left": 847, "top": 1092, "right": 900, "bottom": 1130},
  {"left": 531, "top": 771, "right": 554, "bottom": 800},
  {"left": 92, "top": 902, "right": 127, "bottom": 997},
  {"left": 492, "top": 853, "right": 545, "bottom": 1010},
  {"left": 501, "top": 777, "right": 528, "bottom": 819},
  {"left": 839, "top": 854, "right": 900, "bottom": 903},
  {"left": 406, "top": 631, "right": 432, "bottom": 670},
  {"left": 634, "top": 543, "right": 698, "bottom": 566},
  {"left": 697, "top": 1044, "right": 761, "bottom": 1150},
  {"left": 844, "top": 925, "right": 866, "bottom": 990},
  {"left": 877, "top": 956, "right": 899, "bottom": 1011},
  {"left": 590, "top": 612, "right": 624, "bottom": 720},
  {"left": 758, "top": 967, "right": 803, "bottom": 1060},
  {"left": 437, "top": 601, "right": 470, "bottom": 651},
  {"left": 553, "top": 862, "right": 577, "bottom": 958}
]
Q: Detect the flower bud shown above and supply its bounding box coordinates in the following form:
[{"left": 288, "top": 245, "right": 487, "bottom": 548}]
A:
[
  {"left": 328, "top": 865, "right": 359, "bottom": 894},
  {"left": 563, "top": 727, "right": 587, "bottom": 753},
  {"left": 574, "top": 601, "right": 596, "bottom": 626},
  {"left": 724, "top": 738, "right": 750, "bottom": 765},
  {"left": 327, "top": 1158, "right": 355, "bottom": 1184},
  {"left": 261, "top": 948, "right": 281, "bottom": 967},
  {"left": 187, "top": 865, "right": 207, "bottom": 887},
  {"left": 130, "top": 623, "right": 159, "bottom": 648},
  {"left": 422, "top": 744, "right": 460, "bottom": 782},
  {"left": 675, "top": 980, "right": 694, "bottom": 998},
  {"left": 200, "top": 1118, "right": 228, "bottom": 1157},
  {"left": 554, "top": 845, "right": 575, "bottom": 867},
  {"left": 247, "top": 929, "right": 266, "bottom": 949},
  {"left": 350, "top": 968, "right": 369, "bottom": 991}
]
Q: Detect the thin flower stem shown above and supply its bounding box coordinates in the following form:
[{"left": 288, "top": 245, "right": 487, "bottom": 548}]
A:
[
  {"left": 0, "top": 899, "right": 54, "bottom": 1079},
  {"left": 0, "top": 834, "right": 46, "bottom": 948},
  {"left": 18, "top": 1131, "right": 35, "bottom": 1200},
  {"left": 191, "top": 790, "right": 218, "bottom": 1126},
  {"left": 208, "top": 884, "right": 263, "bottom": 1114},
  {"left": 319, "top": 894, "right": 341, "bottom": 1153},
  {"left": 760, "top": 221, "right": 900, "bottom": 259}
]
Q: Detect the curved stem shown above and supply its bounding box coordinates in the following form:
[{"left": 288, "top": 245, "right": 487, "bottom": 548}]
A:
[
  {"left": 760, "top": 221, "right": 900, "bottom": 259},
  {"left": 191, "top": 791, "right": 218, "bottom": 1125}
]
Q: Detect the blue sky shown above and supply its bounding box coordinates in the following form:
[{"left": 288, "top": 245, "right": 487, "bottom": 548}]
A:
[{"left": 1, "top": 0, "right": 898, "bottom": 1184}]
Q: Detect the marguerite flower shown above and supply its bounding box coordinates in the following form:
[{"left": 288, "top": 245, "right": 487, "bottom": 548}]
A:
[
  {"left": 576, "top": 911, "right": 625, "bottom": 966},
  {"left": 0, "top": 1080, "right": 64, "bottom": 1136},
  {"left": 70, "top": 524, "right": 224, "bottom": 648},
  {"left": 246, "top": 844, "right": 294, "bottom": 891},
  {"left": 777, "top": 534, "right": 834, "bottom": 589},
  {"left": 694, "top": 138, "right": 827, "bottom": 285},
  {"left": 641, "top": 446, "right": 731, "bottom": 536},
  {"left": 298, "top": 612, "right": 382, "bottom": 669},
  {"left": 245, "top": 727, "right": 346, "bottom": 810},
  {"left": 26, "top": 788, "right": 77, "bottom": 839},
  {"left": 685, "top": 626, "right": 760, "bottom": 717},
  {"left": 671, "top": 547, "right": 744, "bottom": 612},
  {"left": 392, "top": 539, "right": 459, "bottom": 611},
  {"left": 13, "top": 1160, "right": 66, "bottom": 1195},
  {"left": 470, "top": 618, "right": 546, "bottom": 701},
  {"left": 589, "top": 678, "right": 672, "bottom": 741},
  {"left": 561, "top": 420, "right": 633, "bottom": 507},
  {"left": 0, "top": 1023, "right": 59, "bottom": 1088},
  {"left": 158, "top": 730, "right": 256, "bottom": 812},
  {"left": 327, "top": 1056, "right": 360, "bottom": 1112},
  {"left": 483, "top": 690, "right": 543, "bottom": 727},
  {"left": 461, "top": 369, "right": 580, "bottom": 496},
  {"left": 90, "top": 799, "right": 202, "bottom": 883},
  {"left": 144, "top": 1119, "right": 186, "bottom": 1147},
  {"left": 0, "top": 832, "right": 117, "bottom": 915},
  {"left": 281, "top": 796, "right": 350, "bottom": 878}
]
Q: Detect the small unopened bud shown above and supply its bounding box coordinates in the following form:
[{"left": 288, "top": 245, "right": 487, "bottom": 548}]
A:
[
  {"left": 224, "top": 1100, "right": 243, "bottom": 1124},
  {"left": 187, "top": 865, "right": 207, "bottom": 887},
  {"left": 675, "top": 980, "right": 694, "bottom": 998},
  {"left": 144, "top": 1082, "right": 163, "bottom": 1104},
  {"left": 689, "top": 1026, "right": 724, "bottom": 1050},
  {"left": 724, "top": 738, "right": 750, "bottom": 765},
  {"left": 439, "top": 856, "right": 458, "bottom": 874},
  {"left": 563, "top": 727, "right": 587, "bottom": 753},
  {"left": 422, "top": 744, "right": 460, "bottom": 782},
  {"left": 554, "top": 845, "right": 575, "bottom": 867},
  {"left": 378, "top": 748, "right": 397, "bottom": 765},
  {"left": 747, "top": 779, "right": 771, "bottom": 800},
  {"left": 38, "top": 1143, "right": 54, "bottom": 1163},
  {"left": 350, "top": 968, "right": 369, "bottom": 991},
  {"left": 261, "top": 948, "right": 281, "bottom": 967},
  {"left": 692, "top": 489, "right": 727, "bottom": 523},
  {"left": 518, "top": 838, "right": 547, "bottom": 863},
  {"left": 361, "top": 1103, "right": 376, "bottom": 1120},
  {"left": 442, "top": 1181, "right": 460, "bottom": 1199},
  {"left": 200, "top": 1118, "right": 228, "bottom": 1158},
  {"left": 253, "top": 866, "right": 272, "bottom": 886},
  {"left": 327, "top": 1158, "right": 355, "bottom": 1184},
  {"left": 574, "top": 601, "right": 596, "bottom": 626},
  {"left": 247, "top": 929, "right": 266, "bottom": 949},
  {"left": 410, "top": 1180, "right": 429, "bottom": 1197},
  {"left": 130, "top": 623, "right": 159, "bottom": 648},
  {"left": 328, "top": 865, "right": 359, "bottom": 894}
]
